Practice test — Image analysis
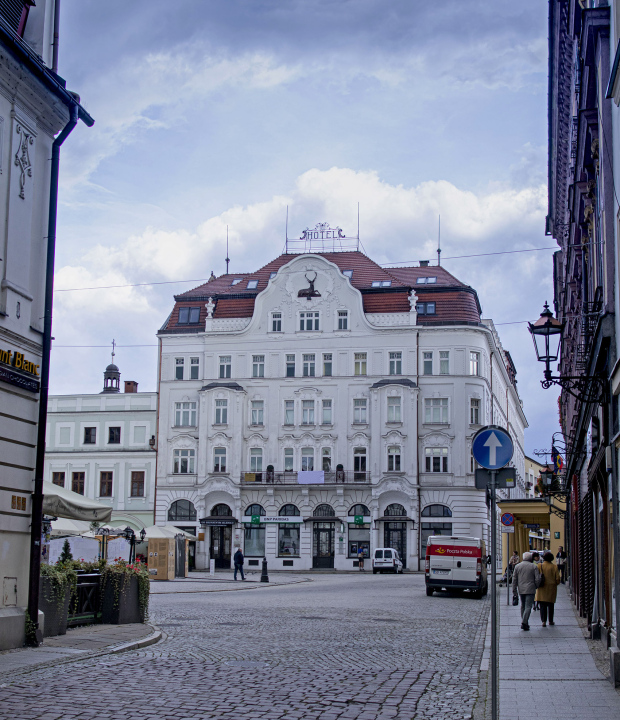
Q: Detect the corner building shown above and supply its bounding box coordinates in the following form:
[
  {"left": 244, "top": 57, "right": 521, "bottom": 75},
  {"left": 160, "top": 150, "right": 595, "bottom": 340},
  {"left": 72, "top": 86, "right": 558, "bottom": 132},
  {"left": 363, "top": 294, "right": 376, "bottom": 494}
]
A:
[{"left": 156, "top": 249, "right": 526, "bottom": 571}]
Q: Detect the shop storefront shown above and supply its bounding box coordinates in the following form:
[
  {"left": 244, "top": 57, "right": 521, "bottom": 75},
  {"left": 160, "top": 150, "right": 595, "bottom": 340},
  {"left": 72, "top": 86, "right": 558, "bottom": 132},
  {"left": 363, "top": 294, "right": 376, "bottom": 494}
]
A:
[{"left": 200, "top": 503, "right": 237, "bottom": 569}]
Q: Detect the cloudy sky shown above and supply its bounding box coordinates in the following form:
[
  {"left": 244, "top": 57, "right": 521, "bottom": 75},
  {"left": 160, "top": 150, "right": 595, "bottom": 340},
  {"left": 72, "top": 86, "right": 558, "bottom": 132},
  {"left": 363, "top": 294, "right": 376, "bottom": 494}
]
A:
[{"left": 51, "top": 0, "right": 557, "bottom": 457}]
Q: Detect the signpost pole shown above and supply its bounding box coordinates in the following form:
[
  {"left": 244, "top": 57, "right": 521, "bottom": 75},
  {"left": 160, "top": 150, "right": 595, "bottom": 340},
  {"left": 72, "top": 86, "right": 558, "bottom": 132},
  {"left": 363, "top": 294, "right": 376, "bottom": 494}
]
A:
[
  {"left": 506, "top": 531, "right": 510, "bottom": 606},
  {"left": 491, "top": 469, "right": 498, "bottom": 720}
]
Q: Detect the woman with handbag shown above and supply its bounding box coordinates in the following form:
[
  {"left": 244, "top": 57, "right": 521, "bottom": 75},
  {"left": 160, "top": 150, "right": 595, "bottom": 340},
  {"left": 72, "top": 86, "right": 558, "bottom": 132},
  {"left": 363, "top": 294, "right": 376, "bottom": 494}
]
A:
[{"left": 535, "top": 551, "right": 561, "bottom": 626}]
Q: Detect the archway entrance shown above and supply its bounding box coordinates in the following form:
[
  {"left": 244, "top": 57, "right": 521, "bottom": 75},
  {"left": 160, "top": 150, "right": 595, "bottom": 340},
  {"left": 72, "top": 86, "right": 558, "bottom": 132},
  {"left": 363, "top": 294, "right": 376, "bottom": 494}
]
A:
[
  {"left": 313, "top": 523, "right": 335, "bottom": 568},
  {"left": 209, "top": 504, "right": 233, "bottom": 569}
]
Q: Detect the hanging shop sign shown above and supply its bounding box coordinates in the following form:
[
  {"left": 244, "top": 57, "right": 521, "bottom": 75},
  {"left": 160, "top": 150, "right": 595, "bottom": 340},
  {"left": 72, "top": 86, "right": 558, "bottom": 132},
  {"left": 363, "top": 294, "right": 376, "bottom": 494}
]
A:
[{"left": 0, "top": 346, "right": 40, "bottom": 392}]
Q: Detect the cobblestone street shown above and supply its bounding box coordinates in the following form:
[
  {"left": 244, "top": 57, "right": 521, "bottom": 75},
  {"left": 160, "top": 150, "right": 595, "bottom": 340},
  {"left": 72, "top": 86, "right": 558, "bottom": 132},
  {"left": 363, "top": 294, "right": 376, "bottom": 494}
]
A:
[{"left": 0, "top": 574, "right": 489, "bottom": 719}]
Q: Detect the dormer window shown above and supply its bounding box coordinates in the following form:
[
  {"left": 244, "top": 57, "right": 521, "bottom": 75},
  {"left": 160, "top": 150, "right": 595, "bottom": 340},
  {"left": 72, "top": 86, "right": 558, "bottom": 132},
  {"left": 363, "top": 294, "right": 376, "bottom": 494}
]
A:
[
  {"left": 178, "top": 307, "right": 200, "bottom": 324},
  {"left": 416, "top": 277, "right": 437, "bottom": 284},
  {"left": 269, "top": 272, "right": 277, "bottom": 279},
  {"left": 231, "top": 278, "right": 243, "bottom": 286},
  {"left": 343, "top": 270, "right": 353, "bottom": 278},
  {"left": 247, "top": 279, "right": 258, "bottom": 289},
  {"left": 371, "top": 280, "right": 391, "bottom": 287}
]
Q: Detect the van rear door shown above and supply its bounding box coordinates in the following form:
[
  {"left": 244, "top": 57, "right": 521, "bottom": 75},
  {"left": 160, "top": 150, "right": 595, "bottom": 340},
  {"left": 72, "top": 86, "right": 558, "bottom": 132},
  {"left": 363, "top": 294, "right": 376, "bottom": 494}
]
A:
[
  {"left": 450, "top": 539, "right": 481, "bottom": 585},
  {"left": 428, "top": 538, "right": 455, "bottom": 581}
]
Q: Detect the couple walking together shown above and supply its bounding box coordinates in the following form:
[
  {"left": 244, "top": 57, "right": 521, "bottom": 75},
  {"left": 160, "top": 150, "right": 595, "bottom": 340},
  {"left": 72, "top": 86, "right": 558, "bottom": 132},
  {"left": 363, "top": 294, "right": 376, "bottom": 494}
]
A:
[{"left": 512, "top": 551, "right": 561, "bottom": 630}]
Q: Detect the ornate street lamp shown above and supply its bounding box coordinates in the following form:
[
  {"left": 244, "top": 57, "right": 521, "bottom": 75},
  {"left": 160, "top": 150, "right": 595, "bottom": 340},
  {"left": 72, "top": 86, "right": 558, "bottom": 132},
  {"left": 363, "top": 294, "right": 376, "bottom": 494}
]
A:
[{"left": 528, "top": 302, "right": 607, "bottom": 402}]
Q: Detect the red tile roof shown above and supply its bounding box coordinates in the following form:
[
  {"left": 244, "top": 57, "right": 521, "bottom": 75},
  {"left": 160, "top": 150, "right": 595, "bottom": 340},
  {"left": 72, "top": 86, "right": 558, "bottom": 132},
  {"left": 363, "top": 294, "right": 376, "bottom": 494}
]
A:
[{"left": 160, "top": 251, "right": 481, "bottom": 332}]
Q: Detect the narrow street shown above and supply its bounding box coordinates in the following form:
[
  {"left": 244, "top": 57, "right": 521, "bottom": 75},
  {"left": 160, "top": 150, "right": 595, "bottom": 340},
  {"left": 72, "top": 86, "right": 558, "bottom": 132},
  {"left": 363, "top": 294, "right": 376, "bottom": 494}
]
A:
[{"left": 0, "top": 574, "right": 489, "bottom": 720}]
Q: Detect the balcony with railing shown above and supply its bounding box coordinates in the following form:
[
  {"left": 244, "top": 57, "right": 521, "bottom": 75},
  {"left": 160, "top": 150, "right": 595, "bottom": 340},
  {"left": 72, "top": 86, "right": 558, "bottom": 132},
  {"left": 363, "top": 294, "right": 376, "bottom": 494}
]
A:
[{"left": 239, "top": 470, "right": 371, "bottom": 485}]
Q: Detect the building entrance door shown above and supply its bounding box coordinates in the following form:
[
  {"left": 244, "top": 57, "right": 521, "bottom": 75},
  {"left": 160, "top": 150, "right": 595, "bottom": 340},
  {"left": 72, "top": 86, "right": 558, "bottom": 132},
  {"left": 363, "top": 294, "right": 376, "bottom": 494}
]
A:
[
  {"left": 210, "top": 526, "right": 232, "bottom": 569},
  {"left": 384, "top": 522, "right": 407, "bottom": 568},
  {"left": 313, "top": 522, "right": 335, "bottom": 568}
]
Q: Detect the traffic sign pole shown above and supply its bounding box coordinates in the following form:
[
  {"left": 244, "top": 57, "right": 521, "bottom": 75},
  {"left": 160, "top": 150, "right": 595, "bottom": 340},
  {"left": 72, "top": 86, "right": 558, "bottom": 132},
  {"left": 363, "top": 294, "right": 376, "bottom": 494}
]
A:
[
  {"left": 506, "top": 531, "right": 510, "bottom": 607},
  {"left": 491, "top": 469, "right": 498, "bottom": 720}
]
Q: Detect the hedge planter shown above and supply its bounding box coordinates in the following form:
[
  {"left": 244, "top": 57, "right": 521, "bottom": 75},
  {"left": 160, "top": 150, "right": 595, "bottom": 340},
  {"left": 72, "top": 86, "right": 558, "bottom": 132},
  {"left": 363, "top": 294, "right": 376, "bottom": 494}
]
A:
[
  {"left": 101, "top": 574, "right": 145, "bottom": 624},
  {"left": 39, "top": 576, "right": 71, "bottom": 637}
]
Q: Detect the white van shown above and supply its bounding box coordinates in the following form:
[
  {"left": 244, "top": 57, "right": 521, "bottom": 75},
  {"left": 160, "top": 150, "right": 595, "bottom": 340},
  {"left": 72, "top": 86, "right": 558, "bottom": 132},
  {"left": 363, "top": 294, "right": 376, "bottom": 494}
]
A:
[
  {"left": 425, "top": 536, "right": 488, "bottom": 598},
  {"left": 372, "top": 548, "right": 404, "bottom": 574}
]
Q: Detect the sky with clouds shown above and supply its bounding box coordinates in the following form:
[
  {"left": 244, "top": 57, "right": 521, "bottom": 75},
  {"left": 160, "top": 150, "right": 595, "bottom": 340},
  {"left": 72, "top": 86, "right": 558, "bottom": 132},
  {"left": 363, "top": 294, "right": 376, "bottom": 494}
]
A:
[{"left": 50, "top": 0, "right": 558, "bottom": 458}]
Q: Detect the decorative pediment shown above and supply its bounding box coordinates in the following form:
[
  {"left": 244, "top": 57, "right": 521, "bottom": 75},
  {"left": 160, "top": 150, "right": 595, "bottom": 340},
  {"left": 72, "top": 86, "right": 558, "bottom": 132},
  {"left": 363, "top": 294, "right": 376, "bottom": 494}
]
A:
[
  {"left": 247, "top": 432, "right": 267, "bottom": 444},
  {"left": 382, "top": 429, "right": 407, "bottom": 442},
  {"left": 169, "top": 434, "right": 197, "bottom": 449},
  {"left": 421, "top": 431, "right": 453, "bottom": 446},
  {"left": 295, "top": 386, "right": 322, "bottom": 397},
  {"left": 348, "top": 431, "right": 370, "bottom": 445}
]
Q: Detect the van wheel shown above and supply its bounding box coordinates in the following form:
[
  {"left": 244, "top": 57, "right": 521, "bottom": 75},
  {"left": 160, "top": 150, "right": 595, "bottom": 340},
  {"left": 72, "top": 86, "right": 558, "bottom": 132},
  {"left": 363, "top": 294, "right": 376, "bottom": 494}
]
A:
[
  {"left": 472, "top": 588, "right": 483, "bottom": 599},
  {"left": 373, "top": 569, "right": 377, "bottom": 574},
  {"left": 426, "top": 587, "right": 433, "bottom": 596}
]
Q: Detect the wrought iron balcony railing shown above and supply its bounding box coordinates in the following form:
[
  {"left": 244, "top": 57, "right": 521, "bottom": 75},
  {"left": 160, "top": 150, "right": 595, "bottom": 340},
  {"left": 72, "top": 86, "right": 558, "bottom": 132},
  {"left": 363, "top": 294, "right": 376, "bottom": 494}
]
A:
[{"left": 239, "top": 470, "right": 371, "bottom": 484}]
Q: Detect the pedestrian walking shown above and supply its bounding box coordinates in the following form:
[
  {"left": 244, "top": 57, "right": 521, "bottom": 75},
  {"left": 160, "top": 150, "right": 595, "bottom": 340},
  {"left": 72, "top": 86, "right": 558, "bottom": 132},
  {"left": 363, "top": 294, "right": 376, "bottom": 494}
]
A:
[
  {"left": 536, "top": 551, "right": 561, "bottom": 626},
  {"left": 556, "top": 546, "right": 567, "bottom": 584},
  {"left": 512, "top": 552, "right": 541, "bottom": 631},
  {"left": 531, "top": 552, "right": 541, "bottom": 610},
  {"left": 358, "top": 547, "right": 365, "bottom": 571},
  {"left": 233, "top": 547, "right": 245, "bottom": 581},
  {"left": 508, "top": 550, "right": 519, "bottom": 583}
]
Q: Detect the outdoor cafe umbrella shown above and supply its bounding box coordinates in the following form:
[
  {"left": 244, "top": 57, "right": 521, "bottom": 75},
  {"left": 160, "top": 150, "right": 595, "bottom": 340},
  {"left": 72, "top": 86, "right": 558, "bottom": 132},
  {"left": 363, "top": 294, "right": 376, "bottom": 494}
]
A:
[{"left": 42, "top": 481, "right": 112, "bottom": 523}]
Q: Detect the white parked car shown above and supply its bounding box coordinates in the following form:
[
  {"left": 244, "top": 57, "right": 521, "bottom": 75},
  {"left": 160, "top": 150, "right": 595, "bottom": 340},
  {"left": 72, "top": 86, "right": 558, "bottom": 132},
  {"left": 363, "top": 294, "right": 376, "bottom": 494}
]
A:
[{"left": 372, "top": 548, "right": 404, "bottom": 574}]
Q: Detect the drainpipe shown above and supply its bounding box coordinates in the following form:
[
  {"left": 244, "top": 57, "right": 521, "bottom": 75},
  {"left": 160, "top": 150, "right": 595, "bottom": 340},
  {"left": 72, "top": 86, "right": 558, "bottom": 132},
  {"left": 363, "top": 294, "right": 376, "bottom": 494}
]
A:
[
  {"left": 52, "top": 0, "right": 60, "bottom": 73},
  {"left": 27, "top": 103, "right": 79, "bottom": 644},
  {"left": 153, "top": 335, "right": 162, "bottom": 525},
  {"left": 416, "top": 330, "right": 421, "bottom": 570}
]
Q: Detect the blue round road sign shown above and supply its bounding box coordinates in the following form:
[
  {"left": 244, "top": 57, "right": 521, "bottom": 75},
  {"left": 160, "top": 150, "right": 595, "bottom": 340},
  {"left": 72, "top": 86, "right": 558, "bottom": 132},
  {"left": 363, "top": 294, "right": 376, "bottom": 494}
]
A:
[
  {"left": 472, "top": 425, "right": 514, "bottom": 470},
  {"left": 501, "top": 513, "right": 515, "bottom": 526}
]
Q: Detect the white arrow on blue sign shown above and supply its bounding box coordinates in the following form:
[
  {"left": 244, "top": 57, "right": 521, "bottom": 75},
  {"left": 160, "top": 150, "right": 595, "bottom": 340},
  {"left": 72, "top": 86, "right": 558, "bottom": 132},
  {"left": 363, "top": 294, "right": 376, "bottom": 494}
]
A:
[{"left": 472, "top": 426, "right": 514, "bottom": 470}]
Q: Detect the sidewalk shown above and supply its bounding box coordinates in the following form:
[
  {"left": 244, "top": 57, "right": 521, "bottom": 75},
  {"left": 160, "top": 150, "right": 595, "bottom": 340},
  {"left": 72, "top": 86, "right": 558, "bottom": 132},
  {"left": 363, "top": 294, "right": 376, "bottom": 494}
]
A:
[
  {"left": 0, "top": 622, "right": 160, "bottom": 677},
  {"left": 498, "top": 584, "right": 620, "bottom": 719},
  {"left": 148, "top": 570, "right": 310, "bottom": 594}
]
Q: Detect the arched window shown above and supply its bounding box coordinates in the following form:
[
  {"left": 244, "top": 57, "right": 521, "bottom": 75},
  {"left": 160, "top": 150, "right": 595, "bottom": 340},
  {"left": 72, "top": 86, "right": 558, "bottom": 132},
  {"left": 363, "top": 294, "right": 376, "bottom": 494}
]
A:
[
  {"left": 422, "top": 504, "right": 452, "bottom": 517},
  {"left": 349, "top": 504, "right": 370, "bottom": 516},
  {"left": 211, "top": 503, "right": 232, "bottom": 516},
  {"left": 168, "top": 499, "right": 196, "bottom": 522},
  {"left": 313, "top": 503, "right": 335, "bottom": 517},
  {"left": 279, "top": 504, "right": 300, "bottom": 516},
  {"left": 245, "top": 504, "right": 266, "bottom": 517},
  {"left": 384, "top": 503, "right": 406, "bottom": 517}
]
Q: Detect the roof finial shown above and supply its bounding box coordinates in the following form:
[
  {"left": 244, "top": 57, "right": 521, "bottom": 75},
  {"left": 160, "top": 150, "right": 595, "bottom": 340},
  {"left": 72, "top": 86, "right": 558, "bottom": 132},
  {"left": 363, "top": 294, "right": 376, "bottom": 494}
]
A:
[
  {"left": 225, "top": 226, "right": 230, "bottom": 275},
  {"left": 437, "top": 215, "right": 441, "bottom": 266},
  {"left": 111, "top": 338, "right": 116, "bottom": 364}
]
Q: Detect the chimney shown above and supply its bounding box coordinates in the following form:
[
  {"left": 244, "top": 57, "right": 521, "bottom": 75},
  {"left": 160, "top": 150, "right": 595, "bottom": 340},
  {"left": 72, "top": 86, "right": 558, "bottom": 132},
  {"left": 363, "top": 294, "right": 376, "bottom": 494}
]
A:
[
  {"left": 124, "top": 381, "right": 138, "bottom": 393},
  {"left": 420, "top": 260, "right": 430, "bottom": 267}
]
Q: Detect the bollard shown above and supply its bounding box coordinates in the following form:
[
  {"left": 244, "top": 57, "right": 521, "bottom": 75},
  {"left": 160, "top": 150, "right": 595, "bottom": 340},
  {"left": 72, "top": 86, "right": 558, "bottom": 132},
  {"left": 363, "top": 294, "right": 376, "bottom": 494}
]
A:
[{"left": 261, "top": 557, "right": 269, "bottom": 583}]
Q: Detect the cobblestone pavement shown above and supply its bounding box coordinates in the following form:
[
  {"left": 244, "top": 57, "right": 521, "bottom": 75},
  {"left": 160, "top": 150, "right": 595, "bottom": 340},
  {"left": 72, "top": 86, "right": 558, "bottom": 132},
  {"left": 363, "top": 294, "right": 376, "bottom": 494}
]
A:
[{"left": 0, "top": 574, "right": 489, "bottom": 719}]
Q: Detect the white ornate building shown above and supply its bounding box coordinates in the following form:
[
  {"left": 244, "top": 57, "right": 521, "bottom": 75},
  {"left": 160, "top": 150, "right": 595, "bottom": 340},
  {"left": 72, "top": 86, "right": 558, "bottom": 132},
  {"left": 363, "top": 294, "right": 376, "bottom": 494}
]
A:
[{"left": 155, "top": 241, "right": 527, "bottom": 571}]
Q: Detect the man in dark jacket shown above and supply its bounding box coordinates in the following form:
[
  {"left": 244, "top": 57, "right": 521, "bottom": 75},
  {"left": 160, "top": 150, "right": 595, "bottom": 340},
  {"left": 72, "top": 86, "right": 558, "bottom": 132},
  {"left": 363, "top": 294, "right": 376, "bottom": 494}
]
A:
[
  {"left": 234, "top": 547, "right": 245, "bottom": 581},
  {"left": 512, "top": 552, "right": 540, "bottom": 631}
]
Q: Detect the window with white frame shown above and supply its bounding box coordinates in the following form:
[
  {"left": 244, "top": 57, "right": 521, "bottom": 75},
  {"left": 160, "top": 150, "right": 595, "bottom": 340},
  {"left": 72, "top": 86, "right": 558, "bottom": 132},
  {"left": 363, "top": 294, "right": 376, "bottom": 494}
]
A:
[
  {"left": 470, "top": 351, "right": 480, "bottom": 376},
  {"left": 353, "top": 398, "right": 367, "bottom": 423},
  {"left": 299, "top": 311, "right": 320, "bottom": 331},
  {"left": 439, "top": 351, "right": 449, "bottom": 375},
  {"left": 416, "top": 276, "right": 437, "bottom": 284},
  {"left": 338, "top": 310, "right": 348, "bottom": 330},
  {"left": 284, "top": 448, "right": 294, "bottom": 471},
  {"left": 214, "top": 447, "right": 227, "bottom": 473},
  {"left": 354, "top": 352, "right": 367, "bottom": 376},
  {"left": 301, "top": 447, "right": 314, "bottom": 471},
  {"left": 219, "top": 355, "right": 231, "bottom": 379},
  {"left": 424, "top": 398, "right": 448, "bottom": 424},
  {"left": 190, "top": 357, "right": 200, "bottom": 380},
  {"left": 302, "top": 400, "right": 315, "bottom": 425},
  {"left": 175, "top": 401, "right": 197, "bottom": 427},
  {"left": 286, "top": 354, "right": 295, "bottom": 377},
  {"left": 322, "top": 447, "right": 331, "bottom": 471},
  {"left": 470, "top": 398, "right": 480, "bottom": 425},
  {"left": 251, "top": 400, "right": 264, "bottom": 425},
  {"left": 322, "top": 399, "right": 332, "bottom": 424},
  {"left": 215, "top": 399, "right": 228, "bottom": 424},
  {"left": 303, "top": 354, "right": 315, "bottom": 377},
  {"left": 387, "top": 396, "right": 401, "bottom": 422},
  {"left": 175, "top": 358, "right": 184, "bottom": 380},
  {"left": 271, "top": 312, "right": 282, "bottom": 332},
  {"left": 389, "top": 351, "right": 402, "bottom": 375},
  {"left": 174, "top": 449, "right": 195, "bottom": 474},
  {"left": 250, "top": 448, "right": 263, "bottom": 472},
  {"left": 388, "top": 445, "right": 401, "bottom": 471},
  {"left": 354, "top": 447, "right": 367, "bottom": 477},
  {"left": 425, "top": 447, "right": 448, "bottom": 473},
  {"left": 284, "top": 400, "right": 294, "bottom": 425},
  {"left": 323, "top": 353, "right": 332, "bottom": 376},
  {"left": 423, "top": 352, "right": 433, "bottom": 375},
  {"left": 252, "top": 355, "right": 265, "bottom": 378}
]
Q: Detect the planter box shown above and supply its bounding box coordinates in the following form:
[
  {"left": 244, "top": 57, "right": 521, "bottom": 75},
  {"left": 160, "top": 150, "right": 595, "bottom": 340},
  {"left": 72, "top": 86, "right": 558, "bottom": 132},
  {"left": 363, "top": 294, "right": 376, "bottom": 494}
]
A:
[
  {"left": 101, "top": 574, "right": 145, "bottom": 624},
  {"left": 39, "top": 576, "right": 71, "bottom": 637}
]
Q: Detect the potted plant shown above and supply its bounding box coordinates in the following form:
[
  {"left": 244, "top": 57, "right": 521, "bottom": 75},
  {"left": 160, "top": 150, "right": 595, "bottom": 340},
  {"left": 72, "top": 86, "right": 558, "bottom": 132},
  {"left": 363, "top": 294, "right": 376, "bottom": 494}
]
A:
[
  {"left": 100, "top": 558, "right": 149, "bottom": 624},
  {"left": 39, "top": 541, "right": 77, "bottom": 637}
]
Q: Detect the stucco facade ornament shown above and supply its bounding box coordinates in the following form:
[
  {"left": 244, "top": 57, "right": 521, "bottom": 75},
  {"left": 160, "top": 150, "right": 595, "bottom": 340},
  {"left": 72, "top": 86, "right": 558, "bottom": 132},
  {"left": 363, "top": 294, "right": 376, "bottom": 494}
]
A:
[
  {"left": 206, "top": 297, "right": 215, "bottom": 318},
  {"left": 408, "top": 289, "right": 418, "bottom": 312},
  {"left": 14, "top": 124, "right": 33, "bottom": 199}
]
